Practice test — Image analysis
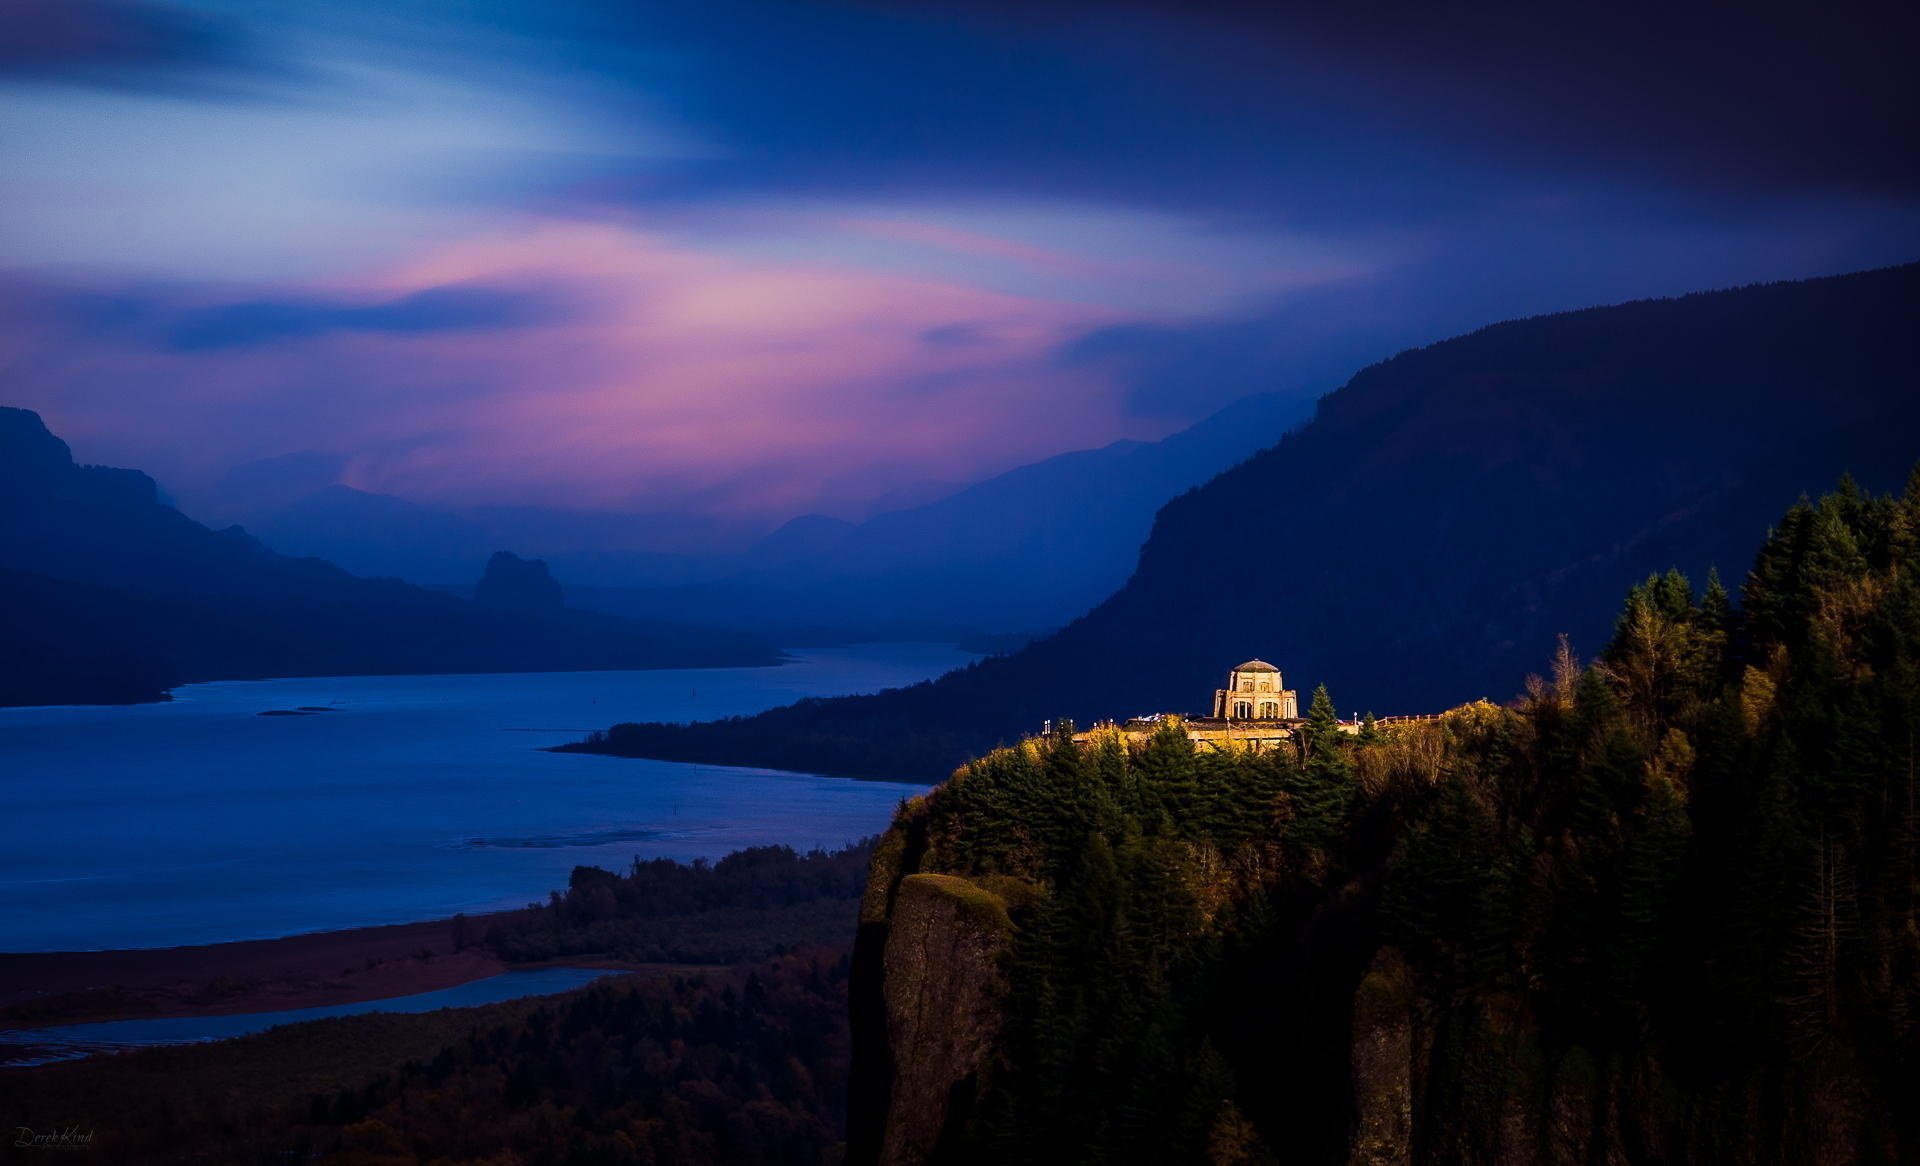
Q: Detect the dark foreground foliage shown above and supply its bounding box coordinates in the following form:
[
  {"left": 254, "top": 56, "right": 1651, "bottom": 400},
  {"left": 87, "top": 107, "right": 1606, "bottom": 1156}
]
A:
[
  {"left": 2, "top": 952, "right": 851, "bottom": 1166},
  {"left": 853, "top": 472, "right": 1920, "bottom": 1165},
  {"left": 484, "top": 841, "right": 875, "bottom": 965},
  {"left": 5, "top": 842, "right": 877, "bottom": 1165}
]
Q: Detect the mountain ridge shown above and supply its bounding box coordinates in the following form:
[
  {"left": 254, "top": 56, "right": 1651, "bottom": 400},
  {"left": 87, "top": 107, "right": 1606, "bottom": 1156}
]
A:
[{"left": 0, "top": 408, "right": 779, "bottom": 707}]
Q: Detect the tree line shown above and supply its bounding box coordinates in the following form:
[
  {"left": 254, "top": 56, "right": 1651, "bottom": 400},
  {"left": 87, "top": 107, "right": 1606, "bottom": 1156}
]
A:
[{"left": 861, "top": 471, "right": 1920, "bottom": 1164}]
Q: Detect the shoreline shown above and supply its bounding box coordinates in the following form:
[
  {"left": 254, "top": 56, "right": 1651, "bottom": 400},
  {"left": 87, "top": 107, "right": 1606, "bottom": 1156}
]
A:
[
  {"left": 0, "top": 913, "right": 522, "bottom": 1031},
  {"left": 0, "top": 652, "right": 797, "bottom": 715}
]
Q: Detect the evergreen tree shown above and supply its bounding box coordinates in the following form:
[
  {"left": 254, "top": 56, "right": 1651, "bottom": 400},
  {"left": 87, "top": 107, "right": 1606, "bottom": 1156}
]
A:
[
  {"left": 888, "top": 469, "right": 1920, "bottom": 1166},
  {"left": 1286, "top": 684, "right": 1354, "bottom": 852}
]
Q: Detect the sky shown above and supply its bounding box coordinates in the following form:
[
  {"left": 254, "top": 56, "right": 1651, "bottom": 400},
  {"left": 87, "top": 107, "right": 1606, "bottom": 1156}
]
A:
[{"left": 2, "top": 0, "right": 1916, "bottom": 523}]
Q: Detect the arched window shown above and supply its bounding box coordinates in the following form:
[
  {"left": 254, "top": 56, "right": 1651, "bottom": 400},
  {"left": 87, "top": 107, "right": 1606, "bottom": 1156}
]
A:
[
  {"left": 1233, "top": 700, "right": 1252, "bottom": 719},
  {"left": 1258, "top": 701, "right": 1278, "bottom": 719}
]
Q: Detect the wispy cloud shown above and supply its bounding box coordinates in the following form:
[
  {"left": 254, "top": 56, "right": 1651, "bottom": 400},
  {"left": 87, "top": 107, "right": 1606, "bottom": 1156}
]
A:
[{"left": 0, "top": 221, "right": 1142, "bottom": 516}]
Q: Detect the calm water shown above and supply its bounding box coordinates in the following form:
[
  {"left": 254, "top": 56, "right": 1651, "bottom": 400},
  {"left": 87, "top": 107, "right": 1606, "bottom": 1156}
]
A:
[
  {"left": 0, "top": 644, "right": 965, "bottom": 952},
  {"left": 0, "top": 966, "right": 619, "bottom": 1067}
]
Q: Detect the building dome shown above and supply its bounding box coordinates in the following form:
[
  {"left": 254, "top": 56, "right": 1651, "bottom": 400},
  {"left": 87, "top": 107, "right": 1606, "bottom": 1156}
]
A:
[{"left": 1213, "top": 658, "right": 1297, "bottom": 721}]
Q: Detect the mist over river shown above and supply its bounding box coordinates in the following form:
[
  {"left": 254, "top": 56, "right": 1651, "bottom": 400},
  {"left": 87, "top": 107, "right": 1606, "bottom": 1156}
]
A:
[{"left": 0, "top": 644, "right": 966, "bottom": 952}]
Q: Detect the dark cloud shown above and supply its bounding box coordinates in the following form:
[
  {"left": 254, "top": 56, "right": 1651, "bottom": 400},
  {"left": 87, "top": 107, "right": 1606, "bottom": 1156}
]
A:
[
  {"left": 49, "top": 282, "right": 563, "bottom": 352},
  {"left": 0, "top": 0, "right": 261, "bottom": 92},
  {"left": 165, "top": 285, "right": 558, "bottom": 351},
  {"left": 470, "top": 0, "right": 1917, "bottom": 222},
  {"left": 1136, "top": 0, "right": 1920, "bottom": 200},
  {"left": 1058, "top": 196, "right": 1920, "bottom": 424}
]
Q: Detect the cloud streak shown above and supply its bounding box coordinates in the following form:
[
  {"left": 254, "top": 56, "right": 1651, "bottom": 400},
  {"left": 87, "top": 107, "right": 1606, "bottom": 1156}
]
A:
[{"left": 1, "top": 221, "right": 1142, "bottom": 516}]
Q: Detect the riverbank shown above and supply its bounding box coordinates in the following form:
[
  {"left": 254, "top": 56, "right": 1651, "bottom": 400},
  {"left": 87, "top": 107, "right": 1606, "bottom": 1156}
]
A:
[{"left": 0, "top": 914, "right": 515, "bottom": 1030}]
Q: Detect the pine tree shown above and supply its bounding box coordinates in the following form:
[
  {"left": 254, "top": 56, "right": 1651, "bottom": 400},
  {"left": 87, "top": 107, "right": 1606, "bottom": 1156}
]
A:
[{"left": 1286, "top": 684, "right": 1355, "bottom": 852}]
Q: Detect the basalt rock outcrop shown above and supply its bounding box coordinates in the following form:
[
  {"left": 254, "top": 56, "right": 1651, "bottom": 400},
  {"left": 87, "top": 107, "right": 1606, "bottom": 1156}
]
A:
[{"left": 850, "top": 822, "right": 1016, "bottom": 1166}]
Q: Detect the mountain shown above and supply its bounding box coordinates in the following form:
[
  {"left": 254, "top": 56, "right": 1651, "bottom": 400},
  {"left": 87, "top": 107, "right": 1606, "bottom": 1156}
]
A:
[
  {"left": 575, "top": 392, "right": 1317, "bottom": 637},
  {"left": 0, "top": 408, "right": 778, "bottom": 707},
  {"left": 748, "top": 514, "right": 858, "bottom": 565},
  {"left": 174, "top": 394, "right": 1310, "bottom": 635},
  {"left": 562, "top": 261, "right": 1920, "bottom": 779},
  {"left": 473, "top": 551, "right": 564, "bottom": 614},
  {"left": 238, "top": 484, "right": 493, "bottom": 583},
  {"left": 846, "top": 479, "right": 1920, "bottom": 1164}
]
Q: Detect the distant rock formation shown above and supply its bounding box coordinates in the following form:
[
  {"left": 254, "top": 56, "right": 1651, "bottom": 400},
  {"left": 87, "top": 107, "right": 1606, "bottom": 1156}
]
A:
[{"left": 474, "top": 551, "right": 564, "bottom": 614}]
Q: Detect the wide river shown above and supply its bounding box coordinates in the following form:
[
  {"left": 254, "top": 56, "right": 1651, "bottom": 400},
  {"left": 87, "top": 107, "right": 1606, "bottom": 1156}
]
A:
[{"left": 0, "top": 643, "right": 967, "bottom": 952}]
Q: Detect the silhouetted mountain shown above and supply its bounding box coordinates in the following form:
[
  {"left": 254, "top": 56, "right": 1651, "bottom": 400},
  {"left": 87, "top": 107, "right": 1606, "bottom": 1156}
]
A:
[
  {"left": 240, "top": 484, "right": 492, "bottom": 582},
  {"left": 200, "top": 449, "right": 348, "bottom": 516},
  {"left": 173, "top": 396, "right": 1309, "bottom": 634},
  {"left": 0, "top": 409, "right": 778, "bottom": 706},
  {"left": 575, "top": 393, "right": 1316, "bottom": 637},
  {"left": 473, "top": 551, "right": 563, "bottom": 613},
  {"left": 749, "top": 514, "right": 857, "bottom": 565},
  {"left": 565, "top": 262, "right": 1920, "bottom": 779},
  {"left": 0, "top": 567, "right": 188, "bottom": 706}
]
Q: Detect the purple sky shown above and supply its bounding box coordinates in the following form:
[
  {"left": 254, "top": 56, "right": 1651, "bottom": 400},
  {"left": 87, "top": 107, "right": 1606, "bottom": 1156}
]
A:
[{"left": 2, "top": 0, "right": 1916, "bottom": 520}]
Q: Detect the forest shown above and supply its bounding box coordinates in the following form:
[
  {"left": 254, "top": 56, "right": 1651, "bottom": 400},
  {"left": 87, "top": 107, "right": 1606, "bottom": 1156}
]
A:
[
  {"left": 851, "top": 472, "right": 1920, "bottom": 1165},
  {"left": 482, "top": 842, "right": 874, "bottom": 965}
]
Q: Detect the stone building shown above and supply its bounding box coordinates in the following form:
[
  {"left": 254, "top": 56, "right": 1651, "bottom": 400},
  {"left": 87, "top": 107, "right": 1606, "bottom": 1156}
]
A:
[
  {"left": 1210, "top": 658, "right": 1298, "bottom": 721},
  {"left": 1073, "top": 657, "right": 1304, "bottom": 754}
]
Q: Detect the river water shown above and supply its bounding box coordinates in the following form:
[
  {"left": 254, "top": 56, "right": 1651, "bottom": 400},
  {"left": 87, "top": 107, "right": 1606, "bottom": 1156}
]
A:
[
  {"left": 0, "top": 966, "right": 621, "bottom": 1066},
  {"left": 0, "top": 644, "right": 964, "bottom": 952}
]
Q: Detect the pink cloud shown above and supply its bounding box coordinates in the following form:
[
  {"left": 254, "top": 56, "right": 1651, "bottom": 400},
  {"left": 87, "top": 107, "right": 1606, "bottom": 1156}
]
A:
[{"left": 2, "top": 220, "right": 1150, "bottom": 518}]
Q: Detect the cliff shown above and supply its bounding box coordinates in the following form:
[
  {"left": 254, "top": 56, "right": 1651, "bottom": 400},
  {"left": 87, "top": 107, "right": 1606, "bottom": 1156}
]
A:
[
  {"left": 847, "top": 476, "right": 1920, "bottom": 1165},
  {"left": 870, "top": 874, "right": 1013, "bottom": 1164}
]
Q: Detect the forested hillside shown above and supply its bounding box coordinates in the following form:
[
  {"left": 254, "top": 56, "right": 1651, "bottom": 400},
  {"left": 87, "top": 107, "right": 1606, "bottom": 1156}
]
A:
[
  {"left": 850, "top": 475, "right": 1920, "bottom": 1165},
  {"left": 568, "top": 263, "right": 1920, "bottom": 781}
]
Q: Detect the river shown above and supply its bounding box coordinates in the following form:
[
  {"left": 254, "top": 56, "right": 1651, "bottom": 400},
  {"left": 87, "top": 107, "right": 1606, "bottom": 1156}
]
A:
[{"left": 0, "top": 643, "right": 965, "bottom": 952}]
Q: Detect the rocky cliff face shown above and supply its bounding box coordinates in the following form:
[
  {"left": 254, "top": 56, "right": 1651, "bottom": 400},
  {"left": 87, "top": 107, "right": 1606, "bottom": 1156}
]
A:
[
  {"left": 849, "top": 819, "right": 1014, "bottom": 1166},
  {"left": 1348, "top": 949, "right": 1413, "bottom": 1166},
  {"left": 874, "top": 874, "right": 1011, "bottom": 1165}
]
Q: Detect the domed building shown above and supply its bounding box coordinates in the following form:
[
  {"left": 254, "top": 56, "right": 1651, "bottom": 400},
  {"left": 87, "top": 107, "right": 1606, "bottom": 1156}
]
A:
[
  {"left": 1210, "top": 659, "right": 1298, "bottom": 721},
  {"left": 1074, "top": 656, "right": 1305, "bottom": 754}
]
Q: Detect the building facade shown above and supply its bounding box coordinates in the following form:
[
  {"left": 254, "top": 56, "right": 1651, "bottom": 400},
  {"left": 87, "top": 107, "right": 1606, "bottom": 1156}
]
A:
[
  {"left": 1210, "top": 659, "right": 1298, "bottom": 721},
  {"left": 1074, "top": 657, "right": 1304, "bottom": 755}
]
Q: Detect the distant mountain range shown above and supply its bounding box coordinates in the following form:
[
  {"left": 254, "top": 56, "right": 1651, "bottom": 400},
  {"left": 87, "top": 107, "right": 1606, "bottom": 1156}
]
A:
[
  {"left": 564, "top": 261, "right": 1920, "bottom": 779},
  {"left": 184, "top": 394, "right": 1314, "bottom": 642},
  {"left": 573, "top": 393, "right": 1316, "bottom": 639},
  {"left": 0, "top": 408, "right": 777, "bottom": 707}
]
